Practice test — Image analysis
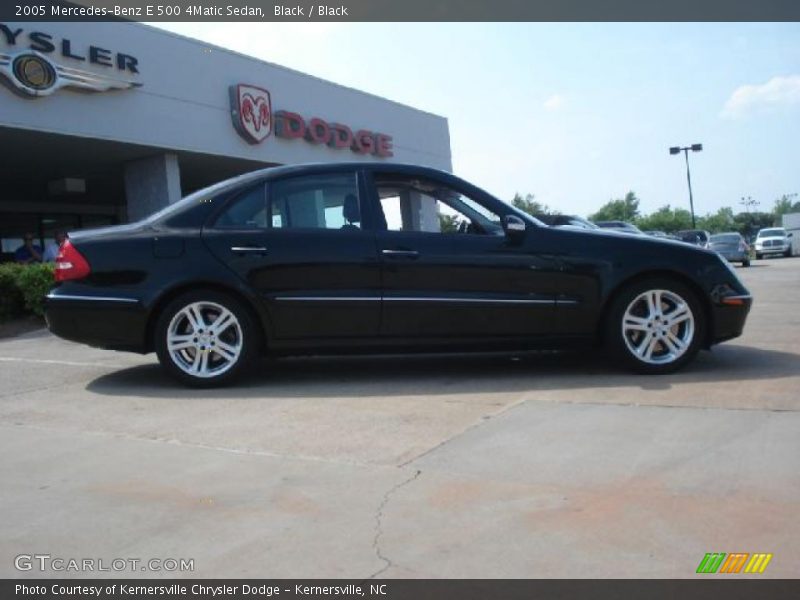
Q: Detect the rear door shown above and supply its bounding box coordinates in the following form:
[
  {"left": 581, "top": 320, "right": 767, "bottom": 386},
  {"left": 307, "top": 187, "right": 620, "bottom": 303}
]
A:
[{"left": 202, "top": 170, "right": 381, "bottom": 339}]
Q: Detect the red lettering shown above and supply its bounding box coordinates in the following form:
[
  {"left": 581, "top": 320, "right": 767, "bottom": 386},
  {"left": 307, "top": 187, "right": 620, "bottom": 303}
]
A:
[
  {"left": 305, "top": 118, "right": 331, "bottom": 145},
  {"left": 328, "top": 123, "right": 353, "bottom": 149},
  {"left": 352, "top": 130, "right": 375, "bottom": 154},
  {"left": 275, "top": 110, "right": 305, "bottom": 139},
  {"left": 374, "top": 133, "right": 393, "bottom": 157}
]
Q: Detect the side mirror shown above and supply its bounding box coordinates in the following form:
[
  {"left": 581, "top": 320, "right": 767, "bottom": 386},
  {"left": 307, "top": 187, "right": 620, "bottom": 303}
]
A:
[
  {"left": 503, "top": 214, "right": 527, "bottom": 244},
  {"left": 788, "top": 232, "right": 793, "bottom": 238}
]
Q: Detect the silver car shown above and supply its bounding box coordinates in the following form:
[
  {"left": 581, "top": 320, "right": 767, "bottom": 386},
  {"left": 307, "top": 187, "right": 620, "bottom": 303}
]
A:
[{"left": 709, "top": 232, "right": 750, "bottom": 267}]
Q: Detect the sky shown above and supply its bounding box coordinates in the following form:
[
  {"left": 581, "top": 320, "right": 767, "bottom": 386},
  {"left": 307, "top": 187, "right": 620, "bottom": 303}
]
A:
[{"left": 152, "top": 22, "right": 800, "bottom": 218}]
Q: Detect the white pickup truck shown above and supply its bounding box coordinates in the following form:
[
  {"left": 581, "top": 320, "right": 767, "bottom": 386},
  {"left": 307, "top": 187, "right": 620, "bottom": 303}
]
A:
[{"left": 754, "top": 227, "right": 793, "bottom": 259}]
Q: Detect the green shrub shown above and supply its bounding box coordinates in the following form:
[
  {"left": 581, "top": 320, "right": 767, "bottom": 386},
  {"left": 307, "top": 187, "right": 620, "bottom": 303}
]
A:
[
  {"left": 0, "top": 264, "right": 25, "bottom": 321},
  {"left": 15, "top": 263, "right": 55, "bottom": 317},
  {"left": 0, "top": 262, "right": 54, "bottom": 320}
]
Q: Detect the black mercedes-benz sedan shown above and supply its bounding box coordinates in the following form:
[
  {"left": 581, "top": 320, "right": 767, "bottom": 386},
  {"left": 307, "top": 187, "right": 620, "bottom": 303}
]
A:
[{"left": 45, "top": 162, "right": 752, "bottom": 386}]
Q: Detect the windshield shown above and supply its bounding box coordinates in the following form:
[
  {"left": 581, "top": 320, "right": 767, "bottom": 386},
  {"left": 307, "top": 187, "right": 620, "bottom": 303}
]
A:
[
  {"left": 678, "top": 230, "right": 707, "bottom": 242},
  {"left": 710, "top": 234, "right": 740, "bottom": 244},
  {"left": 758, "top": 228, "right": 785, "bottom": 238}
]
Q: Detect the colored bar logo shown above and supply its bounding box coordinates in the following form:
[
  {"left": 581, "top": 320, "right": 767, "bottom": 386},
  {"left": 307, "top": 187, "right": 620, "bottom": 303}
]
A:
[{"left": 696, "top": 553, "right": 773, "bottom": 574}]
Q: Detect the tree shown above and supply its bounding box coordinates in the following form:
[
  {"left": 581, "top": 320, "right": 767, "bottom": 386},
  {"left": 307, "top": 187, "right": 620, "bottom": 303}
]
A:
[
  {"left": 589, "top": 191, "right": 640, "bottom": 222},
  {"left": 774, "top": 193, "right": 800, "bottom": 217},
  {"left": 512, "top": 193, "right": 552, "bottom": 216},
  {"left": 696, "top": 207, "right": 735, "bottom": 234},
  {"left": 733, "top": 211, "right": 776, "bottom": 240},
  {"left": 635, "top": 205, "right": 693, "bottom": 233},
  {"left": 438, "top": 213, "right": 461, "bottom": 233}
]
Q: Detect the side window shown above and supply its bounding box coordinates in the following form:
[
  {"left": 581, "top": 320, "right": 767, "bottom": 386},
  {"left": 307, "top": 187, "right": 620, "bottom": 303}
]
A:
[
  {"left": 269, "top": 173, "right": 361, "bottom": 230},
  {"left": 375, "top": 174, "right": 502, "bottom": 235},
  {"left": 213, "top": 184, "right": 267, "bottom": 228}
]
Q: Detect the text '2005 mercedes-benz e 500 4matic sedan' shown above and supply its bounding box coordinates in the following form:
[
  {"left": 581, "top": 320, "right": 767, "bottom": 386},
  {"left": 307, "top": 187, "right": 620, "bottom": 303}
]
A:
[{"left": 45, "top": 163, "right": 752, "bottom": 386}]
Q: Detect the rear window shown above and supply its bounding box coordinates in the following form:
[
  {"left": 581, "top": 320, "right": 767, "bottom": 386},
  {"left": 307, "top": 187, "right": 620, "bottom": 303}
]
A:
[{"left": 711, "top": 234, "right": 739, "bottom": 243}]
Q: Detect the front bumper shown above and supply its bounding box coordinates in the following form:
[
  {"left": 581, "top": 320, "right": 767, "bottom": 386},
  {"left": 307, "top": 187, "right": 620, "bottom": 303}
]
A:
[
  {"left": 709, "top": 294, "right": 752, "bottom": 344},
  {"left": 755, "top": 243, "right": 789, "bottom": 254},
  {"left": 45, "top": 291, "right": 149, "bottom": 352}
]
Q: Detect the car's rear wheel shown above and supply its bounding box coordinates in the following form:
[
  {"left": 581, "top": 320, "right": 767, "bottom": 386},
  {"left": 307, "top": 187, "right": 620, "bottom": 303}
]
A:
[
  {"left": 155, "top": 290, "right": 257, "bottom": 387},
  {"left": 606, "top": 279, "right": 705, "bottom": 374}
]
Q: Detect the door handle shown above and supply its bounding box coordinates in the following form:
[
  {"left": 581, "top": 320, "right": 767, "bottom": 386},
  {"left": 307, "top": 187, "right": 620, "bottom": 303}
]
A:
[
  {"left": 230, "top": 246, "right": 268, "bottom": 254},
  {"left": 382, "top": 249, "right": 419, "bottom": 258}
]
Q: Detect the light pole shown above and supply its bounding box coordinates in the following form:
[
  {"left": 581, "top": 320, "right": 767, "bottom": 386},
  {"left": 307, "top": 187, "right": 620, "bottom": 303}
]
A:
[
  {"left": 739, "top": 195, "right": 759, "bottom": 213},
  {"left": 669, "top": 143, "right": 703, "bottom": 229}
]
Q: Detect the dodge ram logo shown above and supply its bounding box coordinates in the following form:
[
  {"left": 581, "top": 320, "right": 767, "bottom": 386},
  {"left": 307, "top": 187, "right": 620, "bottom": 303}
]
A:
[{"left": 230, "top": 84, "right": 272, "bottom": 144}]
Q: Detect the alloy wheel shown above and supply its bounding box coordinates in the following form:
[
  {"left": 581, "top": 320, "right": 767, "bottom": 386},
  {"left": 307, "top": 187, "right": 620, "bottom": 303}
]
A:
[
  {"left": 621, "top": 289, "right": 695, "bottom": 365},
  {"left": 166, "top": 301, "right": 243, "bottom": 378}
]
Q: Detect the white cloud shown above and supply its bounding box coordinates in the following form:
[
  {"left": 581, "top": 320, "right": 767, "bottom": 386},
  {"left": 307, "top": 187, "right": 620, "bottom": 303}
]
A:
[
  {"left": 543, "top": 94, "right": 564, "bottom": 111},
  {"left": 721, "top": 75, "right": 800, "bottom": 119}
]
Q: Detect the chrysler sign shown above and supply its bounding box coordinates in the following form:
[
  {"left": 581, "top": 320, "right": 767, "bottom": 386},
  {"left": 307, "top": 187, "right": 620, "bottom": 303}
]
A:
[
  {"left": 0, "top": 24, "right": 141, "bottom": 98},
  {"left": 230, "top": 83, "right": 394, "bottom": 158}
]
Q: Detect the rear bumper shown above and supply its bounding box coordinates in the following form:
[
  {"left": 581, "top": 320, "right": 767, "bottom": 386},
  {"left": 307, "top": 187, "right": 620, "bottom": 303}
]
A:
[
  {"left": 716, "top": 250, "right": 748, "bottom": 262},
  {"left": 710, "top": 294, "right": 752, "bottom": 345},
  {"left": 44, "top": 291, "right": 149, "bottom": 352}
]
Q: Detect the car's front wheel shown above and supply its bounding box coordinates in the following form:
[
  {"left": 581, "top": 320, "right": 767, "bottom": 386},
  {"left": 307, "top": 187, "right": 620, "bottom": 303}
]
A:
[
  {"left": 606, "top": 279, "right": 705, "bottom": 374},
  {"left": 155, "top": 290, "right": 258, "bottom": 386},
  {"left": 742, "top": 258, "right": 750, "bottom": 267}
]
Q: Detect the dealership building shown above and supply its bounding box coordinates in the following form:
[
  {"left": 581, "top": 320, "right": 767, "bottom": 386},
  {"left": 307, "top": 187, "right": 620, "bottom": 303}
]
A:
[{"left": 0, "top": 21, "right": 451, "bottom": 260}]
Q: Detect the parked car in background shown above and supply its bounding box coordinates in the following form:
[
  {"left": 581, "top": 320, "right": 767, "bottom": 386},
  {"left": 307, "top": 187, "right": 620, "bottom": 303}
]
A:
[
  {"left": 754, "top": 227, "right": 793, "bottom": 259},
  {"left": 709, "top": 232, "right": 750, "bottom": 267},
  {"left": 676, "top": 229, "right": 711, "bottom": 248},
  {"left": 595, "top": 221, "right": 644, "bottom": 235},
  {"left": 533, "top": 214, "right": 599, "bottom": 230},
  {"left": 644, "top": 230, "right": 667, "bottom": 238},
  {"left": 45, "top": 162, "right": 752, "bottom": 386}
]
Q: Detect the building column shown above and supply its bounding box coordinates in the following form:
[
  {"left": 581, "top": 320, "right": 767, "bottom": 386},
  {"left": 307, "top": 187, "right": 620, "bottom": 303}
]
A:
[{"left": 123, "top": 153, "right": 182, "bottom": 222}]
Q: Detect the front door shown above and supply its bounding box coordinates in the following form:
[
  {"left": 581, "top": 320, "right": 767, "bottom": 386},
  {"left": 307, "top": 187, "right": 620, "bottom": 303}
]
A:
[{"left": 368, "top": 171, "right": 558, "bottom": 339}]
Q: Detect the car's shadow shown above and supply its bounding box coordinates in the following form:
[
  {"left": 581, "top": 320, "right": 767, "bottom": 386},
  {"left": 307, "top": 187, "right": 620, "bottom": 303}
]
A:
[{"left": 86, "top": 344, "right": 800, "bottom": 400}]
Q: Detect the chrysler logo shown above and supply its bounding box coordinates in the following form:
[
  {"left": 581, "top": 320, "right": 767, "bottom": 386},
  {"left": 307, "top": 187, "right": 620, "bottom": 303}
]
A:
[{"left": 0, "top": 50, "right": 141, "bottom": 98}]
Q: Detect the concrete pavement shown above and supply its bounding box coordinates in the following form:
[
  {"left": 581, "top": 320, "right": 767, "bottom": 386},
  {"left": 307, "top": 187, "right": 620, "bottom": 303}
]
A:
[{"left": 1, "top": 257, "right": 798, "bottom": 578}]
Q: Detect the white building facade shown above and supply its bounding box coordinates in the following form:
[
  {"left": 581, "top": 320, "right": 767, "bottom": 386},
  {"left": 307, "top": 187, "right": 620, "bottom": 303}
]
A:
[{"left": 0, "top": 21, "right": 451, "bottom": 259}]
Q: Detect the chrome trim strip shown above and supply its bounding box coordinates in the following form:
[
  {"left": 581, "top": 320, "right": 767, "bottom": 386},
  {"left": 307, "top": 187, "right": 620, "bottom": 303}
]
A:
[
  {"left": 274, "top": 296, "right": 553, "bottom": 304},
  {"left": 231, "top": 246, "right": 268, "bottom": 252},
  {"left": 274, "top": 297, "right": 381, "bottom": 302},
  {"left": 46, "top": 293, "right": 139, "bottom": 304},
  {"left": 385, "top": 297, "right": 552, "bottom": 304}
]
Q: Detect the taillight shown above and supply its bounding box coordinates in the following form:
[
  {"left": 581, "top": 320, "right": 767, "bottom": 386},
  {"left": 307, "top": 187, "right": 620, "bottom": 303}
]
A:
[{"left": 54, "top": 240, "right": 91, "bottom": 282}]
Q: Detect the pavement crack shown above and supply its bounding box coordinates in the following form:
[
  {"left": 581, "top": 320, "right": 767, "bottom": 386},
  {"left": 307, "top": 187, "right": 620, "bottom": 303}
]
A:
[{"left": 367, "top": 468, "right": 422, "bottom": 579}]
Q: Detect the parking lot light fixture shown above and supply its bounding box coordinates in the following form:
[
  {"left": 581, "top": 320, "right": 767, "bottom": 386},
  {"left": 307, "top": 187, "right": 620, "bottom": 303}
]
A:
[{"left": 670, "top": 143, "right": 703, "bottom": 228}]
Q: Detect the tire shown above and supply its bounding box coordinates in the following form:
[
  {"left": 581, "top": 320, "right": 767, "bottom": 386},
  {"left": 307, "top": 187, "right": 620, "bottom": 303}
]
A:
[
  {"left": 605, "top": 278, "right": 706, "bottom": 374},
  {"left": 154, "top": 289, "right": 259, "bottom": 387},
  {"left": 785, "top": 248, "right": 792, "bottom": 258},
  {"left": 742, "top": 259, "right": 750, "bottom": 267},
  {"left": 756, "top": 253, "right": 763, "bottom": 260}
]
